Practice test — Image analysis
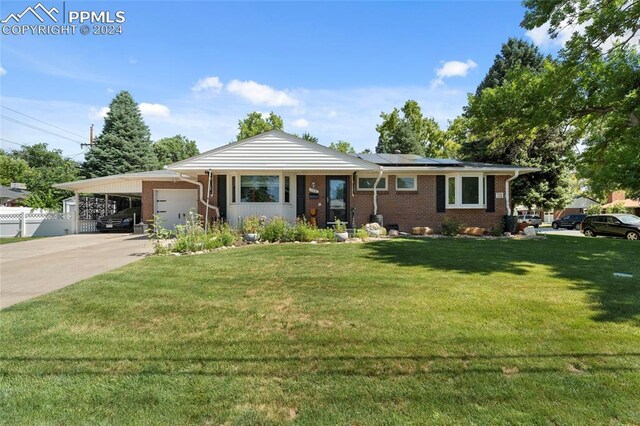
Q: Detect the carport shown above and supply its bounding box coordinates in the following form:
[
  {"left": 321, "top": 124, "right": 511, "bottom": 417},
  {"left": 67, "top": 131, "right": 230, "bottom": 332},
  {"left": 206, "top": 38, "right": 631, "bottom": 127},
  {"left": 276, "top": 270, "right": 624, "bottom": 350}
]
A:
[{"left": 54, "top": 169, "right": 202, "bottom": 233}]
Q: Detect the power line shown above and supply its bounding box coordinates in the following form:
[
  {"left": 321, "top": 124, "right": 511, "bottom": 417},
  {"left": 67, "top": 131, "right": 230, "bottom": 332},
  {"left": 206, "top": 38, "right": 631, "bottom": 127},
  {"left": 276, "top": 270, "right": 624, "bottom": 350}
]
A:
[
  {"left": 0, "top": 114, "right": 85, "bottom": 146},
  {"left": 0, "top": 105, "right": 87, "bottom": 140},
  {"left": 0, "top": 138, "right": 31, "bottom": 148}
]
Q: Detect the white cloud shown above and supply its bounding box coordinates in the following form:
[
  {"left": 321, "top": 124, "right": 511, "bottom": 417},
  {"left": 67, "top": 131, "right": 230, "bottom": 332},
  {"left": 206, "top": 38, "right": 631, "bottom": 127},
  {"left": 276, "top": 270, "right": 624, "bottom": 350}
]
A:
[
  {"left": 525, "top": 20, "right": 587, "bottom": 48},
  {"left": 192, "top": 76, "right": 223, "bottom": 93},
  {"left": 436, "top": 59, "right": 478, "bottom": 79},
  {"left": 430, "top": 59, "right": 477, "bottom": 88},
  {"left": 139, "top": 103, "right": 170, "bottom": 118},
  {"left": 129, "top": 58, "right": 138, "bottom": 65},
  {"left": 226, "top": 79, "right": 298, "bottom": 107},
  {"left": 292, "top": 118, "right": 309, "bottom": 128},
  {"left": 526, "top": 19, "right": 638, "bottom": 52},
  {"left": 89, "top": 106, "right": 110, "bottom": 119},
  {"left": 327, "top": 110, "right": 337, "bottom": 118},
  {"left": 106, "top": 88, "right": 114, "bottom": 93},
  {"left": 0, "top": 66, "right": 6, "bottom": 76}
]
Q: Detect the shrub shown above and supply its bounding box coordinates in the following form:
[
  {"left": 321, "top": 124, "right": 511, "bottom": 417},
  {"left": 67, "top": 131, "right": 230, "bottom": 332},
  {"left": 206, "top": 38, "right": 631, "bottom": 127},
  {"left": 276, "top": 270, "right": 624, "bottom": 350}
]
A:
[
  {"left": 149, "top": 214, "right": 172, "bottom": 255},
  {"left": 261, "top": 217, "right": 293, "bottom": 242},
  {"left": 490, "top": 218, "right": 505, "bottom": 237},
  {"left": 605, "top": 201, "right": 629, "bottom": 214},
  {"left": 333, "top": 219, "right": 347, "bottom": 233},
  {"left": 441, "top": 217, "right": 464, "bottom": 236},
  {"left": 242, "top": 216, "right": 262, "bottom": 234},
  {"left": 354, "top": 227, "right": 369, "bottom": 240},
  {"left": 585, "top": 204, "right": 603, "bottom": 215},
  {"left": 293, "top": 218, "right": 316, "bottom": 242}
]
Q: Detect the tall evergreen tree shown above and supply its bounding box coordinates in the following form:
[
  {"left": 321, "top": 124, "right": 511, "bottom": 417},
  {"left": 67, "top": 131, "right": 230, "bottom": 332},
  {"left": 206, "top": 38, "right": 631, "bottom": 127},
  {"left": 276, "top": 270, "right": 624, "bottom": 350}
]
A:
[
  {"left": 83, "top": 91, "right": 157, "bottom": 177},
  {"left": 475, "top": 38, "right": 546, "bottom": 95}
]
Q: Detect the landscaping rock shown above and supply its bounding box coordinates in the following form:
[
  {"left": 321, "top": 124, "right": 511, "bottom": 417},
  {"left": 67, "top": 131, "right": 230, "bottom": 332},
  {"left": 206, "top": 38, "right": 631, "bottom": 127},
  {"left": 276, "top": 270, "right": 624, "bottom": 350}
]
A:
[
  {"left": 412, "top": 227, "right": 433, "bottom": 235},
  {"left": 461, "top": 227, "right": 486, "bottom": 236},
  {"left": 388, "top": 229, "right": 399, "bottom": 237},
  {"left": 523, "top": 226, "right": 537, "bottom": 236}
]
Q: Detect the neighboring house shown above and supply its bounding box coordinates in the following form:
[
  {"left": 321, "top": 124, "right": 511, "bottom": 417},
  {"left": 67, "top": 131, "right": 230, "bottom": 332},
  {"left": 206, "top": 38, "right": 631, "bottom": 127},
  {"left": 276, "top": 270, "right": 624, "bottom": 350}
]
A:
[
  {"left": 55, "top": 130, "right": 537, "bottom": 232},
  {"left": 602, "top": 191, "right": 640, "bottom": 216},
  {"left": 0, "top": 184, "right": 30, "bottom": 207},
  {"left": 553, "top": 196, "right": 600, "bottom": 219}
]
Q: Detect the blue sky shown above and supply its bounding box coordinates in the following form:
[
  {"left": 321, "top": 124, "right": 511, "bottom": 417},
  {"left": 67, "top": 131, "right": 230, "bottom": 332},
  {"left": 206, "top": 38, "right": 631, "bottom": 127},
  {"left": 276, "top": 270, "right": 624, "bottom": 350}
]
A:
[{"left": 0, "top": 1, "right": 559, "bottom": 158}]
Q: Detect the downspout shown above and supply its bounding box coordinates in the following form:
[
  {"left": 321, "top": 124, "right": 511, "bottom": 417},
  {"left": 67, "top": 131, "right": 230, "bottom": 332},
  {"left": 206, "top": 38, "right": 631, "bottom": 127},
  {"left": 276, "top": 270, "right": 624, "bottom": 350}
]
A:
[
  {"left": 505, "top": 170, "right": 519, "bottom": 216},
  {"left": 176, "top": 173, "right": 220, "bottom": 218},
  {"left": 372, "top": 167, "right": 384, "bottom": 215}
]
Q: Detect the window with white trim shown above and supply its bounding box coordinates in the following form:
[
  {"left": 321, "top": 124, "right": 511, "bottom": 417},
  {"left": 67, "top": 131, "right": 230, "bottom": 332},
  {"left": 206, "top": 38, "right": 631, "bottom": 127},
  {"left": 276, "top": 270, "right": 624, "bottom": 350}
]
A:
[
  {"left": 357, "top": 177, "right": 387, "bottom": 191},
  {"left": 446, "top": 175, "right": 486, "bottom": 208},
  {"left": 396, "top": 176, "right": 417, "bottom": 191},
  {"left": 240, "top": 175, "right": 280, "bottom": 203}
]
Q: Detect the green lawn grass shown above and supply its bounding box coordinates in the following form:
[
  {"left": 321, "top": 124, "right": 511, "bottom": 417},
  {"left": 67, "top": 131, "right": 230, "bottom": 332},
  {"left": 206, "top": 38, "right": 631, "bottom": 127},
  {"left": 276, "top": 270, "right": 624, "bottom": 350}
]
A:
[
  {"left": 1, "top": 236, "right": 639, "bottom": 424},
  {"left": 0, "top": 236, "right": 44, "bottom": 244}
]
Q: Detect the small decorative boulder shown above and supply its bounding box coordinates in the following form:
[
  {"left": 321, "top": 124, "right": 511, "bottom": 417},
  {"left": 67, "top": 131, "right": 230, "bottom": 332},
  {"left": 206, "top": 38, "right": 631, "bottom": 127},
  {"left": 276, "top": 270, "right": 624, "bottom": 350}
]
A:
[
  {"left": 388, "top": 229, "right": 399, "bottom": 237},
  {"left": 411, "top": 226, "right": 433, "bottom": 235},
  {"left": 462, "top": 227, "right": 486, "bottom": 236},
  {"left": 523, "top": 226, "right": 537, "bottom": 236},
  {"left": 365, "top": 222, "right": 383, "bottom": 237}
]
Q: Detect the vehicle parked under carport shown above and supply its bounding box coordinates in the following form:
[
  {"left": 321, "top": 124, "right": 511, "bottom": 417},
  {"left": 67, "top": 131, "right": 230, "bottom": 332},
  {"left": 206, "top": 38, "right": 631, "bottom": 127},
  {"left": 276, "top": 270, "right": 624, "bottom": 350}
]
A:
[{"left": 96, "top": 207, "right": 141, "bottom": 233}]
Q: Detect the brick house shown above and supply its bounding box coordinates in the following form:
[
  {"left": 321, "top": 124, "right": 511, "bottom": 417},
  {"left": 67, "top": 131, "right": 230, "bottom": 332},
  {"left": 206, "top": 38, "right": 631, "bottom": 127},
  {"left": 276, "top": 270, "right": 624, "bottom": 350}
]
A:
[{"left": 56, "top": 130, "right": 537, "bottom": 232}]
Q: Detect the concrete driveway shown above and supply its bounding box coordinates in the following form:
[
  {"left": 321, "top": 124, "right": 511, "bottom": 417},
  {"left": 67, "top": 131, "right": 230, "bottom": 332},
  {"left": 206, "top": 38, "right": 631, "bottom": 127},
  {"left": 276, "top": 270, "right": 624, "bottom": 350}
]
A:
[
  {"left": 535, "top": 228, "right": 584, "bottom": 237},
  {"left": 0, "top": 233, "right": 152, "bottom": 309}
]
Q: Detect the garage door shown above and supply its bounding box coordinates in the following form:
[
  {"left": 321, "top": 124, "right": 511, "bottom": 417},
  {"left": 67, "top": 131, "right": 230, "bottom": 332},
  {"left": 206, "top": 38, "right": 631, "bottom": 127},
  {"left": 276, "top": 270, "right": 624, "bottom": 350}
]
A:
[{"left": 154, "top": 189, "right": 198, "bottom": 230}]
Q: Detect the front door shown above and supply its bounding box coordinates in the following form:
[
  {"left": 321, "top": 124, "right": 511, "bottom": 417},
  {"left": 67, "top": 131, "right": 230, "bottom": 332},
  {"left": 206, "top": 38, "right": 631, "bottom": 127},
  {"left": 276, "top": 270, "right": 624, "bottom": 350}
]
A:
[{"left": 326, "top": 176, "right": 349, "bottom": 224}]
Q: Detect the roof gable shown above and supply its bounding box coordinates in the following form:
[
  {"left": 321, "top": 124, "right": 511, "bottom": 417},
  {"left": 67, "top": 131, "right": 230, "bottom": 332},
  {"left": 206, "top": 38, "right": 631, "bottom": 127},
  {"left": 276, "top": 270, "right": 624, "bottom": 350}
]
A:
[{"left": 167, "top": 130, "right": 379, "bottom": 172}]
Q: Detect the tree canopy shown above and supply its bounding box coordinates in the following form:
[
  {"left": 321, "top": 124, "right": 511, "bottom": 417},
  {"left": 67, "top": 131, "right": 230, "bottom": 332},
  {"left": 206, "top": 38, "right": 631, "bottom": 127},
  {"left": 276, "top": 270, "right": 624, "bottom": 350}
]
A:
[
  {"left": 329, "top": 140, "right": 356, "bottom": 154},
  {"left": 154, "top": 135, "right": 199, "bottom": 166},
  {"left": 376, "top": 100, "right": 456, "bottom": 158},
  {"left": 83, "top": 91, "right": 157, "bottom": 178},
  {"left": 236, "top": 112, "right": 284, "bottom": 140},
  {"left": 1, "top": 144, "right": 80, "bottom": 210},
  {"left": 458, "top": 38, "right": 576, "bottom": 209},
  {"left": 520, "top": 0, "right": 640, "bottom": 198}
]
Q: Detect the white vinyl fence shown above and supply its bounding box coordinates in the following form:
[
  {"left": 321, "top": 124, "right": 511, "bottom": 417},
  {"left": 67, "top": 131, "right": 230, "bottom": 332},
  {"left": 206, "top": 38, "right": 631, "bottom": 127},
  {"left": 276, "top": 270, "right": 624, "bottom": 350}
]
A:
[{"left": 0, "top": 211, "right": 77, "bottom": 237}]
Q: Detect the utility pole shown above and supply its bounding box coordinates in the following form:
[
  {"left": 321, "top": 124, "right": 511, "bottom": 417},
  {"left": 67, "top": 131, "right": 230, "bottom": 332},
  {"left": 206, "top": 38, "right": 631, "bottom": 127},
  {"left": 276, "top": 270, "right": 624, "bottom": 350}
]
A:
[{"left": 81, "top": 124, "right": 94, "bottom": 149}]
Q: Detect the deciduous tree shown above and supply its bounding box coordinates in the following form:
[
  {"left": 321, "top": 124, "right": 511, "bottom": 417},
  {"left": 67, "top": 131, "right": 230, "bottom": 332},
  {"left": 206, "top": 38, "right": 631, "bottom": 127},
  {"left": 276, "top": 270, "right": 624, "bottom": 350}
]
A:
[
  {"left": 154, "top": 135, "right": 199, "bottom": 166},
  {"left": 236, "top": 112, "right": 284, "bottom": 140},
  {"left": 329, "top": 140, "right": 356, "bottom": 154}
]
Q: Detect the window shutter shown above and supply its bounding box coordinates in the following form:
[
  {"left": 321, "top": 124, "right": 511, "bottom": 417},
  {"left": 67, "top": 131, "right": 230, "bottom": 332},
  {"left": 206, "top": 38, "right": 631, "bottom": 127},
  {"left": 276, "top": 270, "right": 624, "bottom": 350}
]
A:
[
  {"left": 436, "top": 175, "right": 446, "bottom": 212},
  {"left": 486, "top": 175, "right": 495, "bottom": 212},
  {"left": 296, "top": 175, "right": 306, "bottom": 217}
]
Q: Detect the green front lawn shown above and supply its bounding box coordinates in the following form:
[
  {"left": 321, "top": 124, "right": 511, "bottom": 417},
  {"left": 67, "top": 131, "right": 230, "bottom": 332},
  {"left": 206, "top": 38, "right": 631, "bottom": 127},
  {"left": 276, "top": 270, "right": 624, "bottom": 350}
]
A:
[
  {"left": 0, "top": 237, "right": 45, "bottom": 244},
  {"left": 1, "top": 236, "right": 639, "bottom": 424}
]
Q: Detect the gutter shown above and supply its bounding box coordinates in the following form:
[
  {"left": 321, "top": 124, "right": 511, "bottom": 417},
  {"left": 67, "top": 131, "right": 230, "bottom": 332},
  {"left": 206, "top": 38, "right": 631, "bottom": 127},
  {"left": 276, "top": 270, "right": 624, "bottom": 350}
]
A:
[
  {"left": 176, "top": 173, "right": 220, "bottom": 218},
  {"left": 372, "top": 167, "right": 384, "bottom": 215},
  {"left": 505, "top": 170, "right": 519, "bottom": 216}
]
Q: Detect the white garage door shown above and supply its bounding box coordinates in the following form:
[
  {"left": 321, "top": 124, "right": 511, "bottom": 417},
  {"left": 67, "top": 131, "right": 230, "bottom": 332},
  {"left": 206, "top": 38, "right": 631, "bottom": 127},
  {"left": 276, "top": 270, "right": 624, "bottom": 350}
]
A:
[{"left": 154, "top": 189, "right": 198, "bottom": 230}]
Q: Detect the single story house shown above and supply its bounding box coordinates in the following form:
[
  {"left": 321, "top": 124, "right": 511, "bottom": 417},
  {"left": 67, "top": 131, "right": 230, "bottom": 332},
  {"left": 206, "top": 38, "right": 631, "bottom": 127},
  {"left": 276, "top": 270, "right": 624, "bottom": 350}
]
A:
[
  {"left": 602, "top": 191, "right": 640, "bottom": 216},
  {"left": 553, "top": 196, "right": 600, "bottom": 219},
  {"left": 0, "top": 184, "right": 30, "bottom": 207},
  {"left": 55, "top": 130, "right": 538, "bottom": 232}
]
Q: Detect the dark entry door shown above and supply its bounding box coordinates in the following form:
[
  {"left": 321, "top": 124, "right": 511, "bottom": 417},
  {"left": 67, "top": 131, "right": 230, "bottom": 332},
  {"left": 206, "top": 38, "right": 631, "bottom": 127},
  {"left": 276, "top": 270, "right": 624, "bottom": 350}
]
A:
[{"left": 326, "top": 176, "right": 349, "bottom": 224}]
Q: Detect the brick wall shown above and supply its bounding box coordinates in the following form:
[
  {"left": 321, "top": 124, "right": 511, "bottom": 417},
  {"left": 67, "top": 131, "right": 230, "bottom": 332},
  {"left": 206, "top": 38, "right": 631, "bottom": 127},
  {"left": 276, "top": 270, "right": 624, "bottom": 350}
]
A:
[
  {"left": 142, "top": 178, "right": 207, "bottom": 222},
  {"left": 351, "top": 175, "right": 508, "bottom": 232},
  {"left": 144, "top": 173, "right": 511, "bottom": 231},
  {"left": 298, "top": 174, "right": 509, "bottom": 232}
]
